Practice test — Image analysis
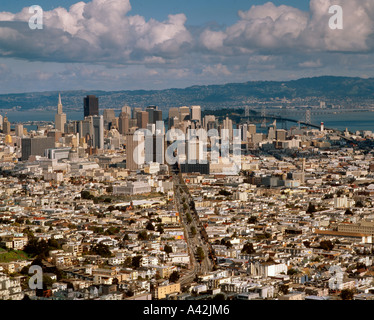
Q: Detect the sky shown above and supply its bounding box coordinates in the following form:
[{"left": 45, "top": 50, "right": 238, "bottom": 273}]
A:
[{"left": 0, "top": 0, "right": 373, "bottom": 94}]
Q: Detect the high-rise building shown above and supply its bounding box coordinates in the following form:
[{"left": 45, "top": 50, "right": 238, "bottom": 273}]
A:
[
  {"left": 122, "top": 105, "right": 132, "bottom": 117},
  {"left": 179, "top": 106, "right": 190, "bottom": 122},
  {"left": 55, "top": 93, "right": 67, "bottom": 133},
  {"left": 21, "top": 137, "right": 55, "bottom": 161},
  {"left": 222, "top": 117, "right": 233, "bottom": 141},
  {"left": 118, "top": 111, "right": 130, "bottom": 135},
  {"left": 190, "top": 105, "right": 201, "bottom": 123},
  {"left": 15, "top": 124, "right": 24, "bottom": 137},
  {"left": 83, "top": 95, "right": 99, "bottom": 117},
  {"left": 168, "top": 107, "right": 179, "bottom": 129},
  {"left": 2, "top": 116, "right": 10, "bottom": 135},
  {"left": 91, "top": 115, "right": 104, "bottom": 149},
  {"left": 137, "top": 111, "right": 148, "bottom": 129},
  {"left": 132, "top": 107, "right": 142, "bottom": 120},
  {"left": 276, "top": 129, "right": 287, "bottom": 141},
  {"left": 203, "top": 115, "right": 215, "bottom": 130},
  {"left": 146, "top": 106, "right": 162, "bottom": 125},
  {"left": 126, "top": 132, "right": 145, "bottom": 170},
  {"left": 103, "top": 109, "right": 116, "bottom": 130},
  {"left": 248, "top": 124, "right": 256, "bottom": 135},
  {"left": 145, "top": 122, "right": 165, "bottom": 165}
]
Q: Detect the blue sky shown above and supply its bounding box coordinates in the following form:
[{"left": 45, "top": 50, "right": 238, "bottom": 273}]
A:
[
  {"left": 2, "top": 0, "right": 310, "bottom": 25},
  {"left": 0, "top": 0, "right": 373, "bottom": 94}
]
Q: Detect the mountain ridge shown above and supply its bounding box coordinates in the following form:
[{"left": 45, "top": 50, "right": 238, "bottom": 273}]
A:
[{"left": 1, "top": 76, "right": 374, "bottom": 112}]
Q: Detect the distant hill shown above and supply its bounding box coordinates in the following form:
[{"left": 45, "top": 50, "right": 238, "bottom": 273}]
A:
[{"left": 0, "top": 76, "right": 373, "bottom": 113}]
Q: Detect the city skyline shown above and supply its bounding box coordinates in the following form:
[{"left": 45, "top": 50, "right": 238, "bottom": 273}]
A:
[{"left": 0, "top": 0, "right": 373, "bottom": 93}]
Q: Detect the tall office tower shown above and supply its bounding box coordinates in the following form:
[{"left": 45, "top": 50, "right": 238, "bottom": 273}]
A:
[
  {"left": 0, "top": 114, "right": 3, "bottom": 130},
  {"left": 132, "top": 107, "right": 142, "bottom": 120},
  {"left": 146, "top": 105, "right": 157, "bottom": 124},
  {"left": 241, "top": 124, "right": 248, "bottom": 142},
  {"left": 15, "top": 124, "right": 24, "bottom": 137},
  {"left": 267, "top": 126, "right": 276, "bottom": 140},
  {"left": 92, "top": 115, "right": 104, "bottom": 149},
  {"left": 21, "top": 136, "right": 55, "bottom": 161},
  {"left": 83, "top": 95, "right": 99, "bottom": 117},
  {"left": 179, "top": 106, "right": 190, "bottom": 122},
  {"left": 222, "top": 117, "right": 233, "bottom": 140},
  {"left": 145, "top": 121, "right": 165, "bottom": 164},
  {"left": 55, "top": 93, "right": 67, "bottom": 133},
  {"left": 248, "top": 124, "right": 256, "bottom": 135},
  {"left": 122, "top": 105, "right": 132, "bottom": 117},
  {"left": 118, "top": 111, "right": 130, "bottom": 135},
  {"left": 126, "top": 132, "right": 145, "bottom": 170},
  {"left": 203, "top": 115, "right": 215, "bottom": 130},
  {"left": 169, "top": 116, "right": 179, "bottom": 129},
  {"left": 145, "top": 134, "right": 163, "bottom": 164},
  {"left": 190, "top": 105, "right": 201, "bottom": 123},
  {"left": 186, "top": 138, "right": 205, "bottom": 164},
  {"left": 78, "top": 118, "right": 93, "bottom": 144},
  {"left": 129, "top": 118, "right": 138, "bottom": 130},
  {"left": 276, "top": 129, "right": 287, "bottom": 141},
  {"left": 168, "top": 107, "right": 179, "bottom": 129},
  {"left": 103, "top": 109, "right": 116, "bottom": 130},
  {"left": 146, "top": 105, "right": 162, "bottom": 125},
  {"left": 2, "top": 116, "right": 10, "bottom": 134},
  {"left": 137, "top": 111, "right": 148, "bottom": 129}
]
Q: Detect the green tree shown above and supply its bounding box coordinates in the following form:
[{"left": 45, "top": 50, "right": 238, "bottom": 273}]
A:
[
  {"left": 196, "top": 246, "right": 205, "bottom": 262},
  {"left": 90, "top": 243, "right": 112, "bottom": 258},
  {"left": 344, "top": 208, "right": 354, "bottom": 215},
  {"left": 164, "top": 244, "right": 173, "bottom": 254},
  {"left": 138, "top": 230, "right": 149, "bottom": 241},
  {"left": 146, "top": 222, "right": 155, "bottom": 231},
  {"left": 306, "top": 203, "right": 316, "bottom": 214},
  {"left": 279, "top": 284, "right": 289, "bottom": 295},
  {"left": 132, "top": 255, "right": 142, "bottom": 269},
  {"left": 241, "top": 242, "right": 255, "bottom": 254},
  {"left": 191, "top": 226, "right": 197, "bottom": 236},
  {"left": 213, "top": 293, "right": 226, "bottom": 300},
  {"left": 169, "top": 271, "right": 180, "bottom": 283},
  {"left": 319, "top": 240, "right": 334, "bottom": 251},
  {"left": 340, "top": 289, "right": 354, "bottom": 300}
]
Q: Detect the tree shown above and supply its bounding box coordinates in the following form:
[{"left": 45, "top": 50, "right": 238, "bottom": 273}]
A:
[
  {"left": 138, "top": 230, "right": 149, "bottom": 241},
  {"left": 303, "top": 241, "right": 311, "bottom": 248},
  {"left": 355, "top": 200, "right": 364, "bottom": 208},
  {"left": 340, "top": 289, "right": 354, "bottom": 300},
  {"left": 123, "top": 257, "right": 132, "bottom": 268},
  {"left": 123, "top": 234, "right": 130, "bottom": 241},
  {"left": 279, "top": 284, "right": 289, "bottom": 295},
  {"left": 156, "top": 224, "right": 164, "bottom": 234},
  {"left": 164, "top": 244, "right": 173, "bottom": 254},
  {"left": 169, "top": 271, "right": 180, "bottom": 283},
  {"left": 287, "top": 268, "right": 299, "bottom": 275},
  {"left": 196, "top": 246, "right": 205, "bottom": 262},
  {"left": 132, "top": 256, "right": 142, "bottom": 269},
  {"left": 90, "top": 243, "right": 112, "bottom": 258},
  {"left": 319, "top": 240, "right": 334, "bottom": 251},
  {"left": 306, "top": 203, "right": 317, "bottom": 214},
  {"left": 191, "top": 226, "right": 197, "bottom": 236},
  {"left": 213, "top": 293, "right": 226, "bottom": 300},
  {"left": 146, "top": 222, "right": 155, "bottom": 231},
  {"left": 344, "top": 208, "right": 354, "bottom": 215},
  {"left": 241, "top": 242, "right": 255, "bottom": 254}
]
